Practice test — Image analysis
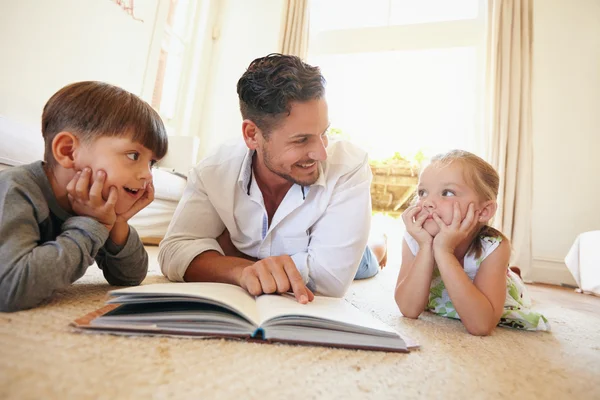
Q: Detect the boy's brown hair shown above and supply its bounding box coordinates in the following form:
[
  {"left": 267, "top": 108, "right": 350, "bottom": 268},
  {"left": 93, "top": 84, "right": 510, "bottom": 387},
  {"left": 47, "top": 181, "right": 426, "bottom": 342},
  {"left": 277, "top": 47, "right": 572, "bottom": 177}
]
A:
[{"left": 41, "top": 81, "right": 168, "bottom": 167}]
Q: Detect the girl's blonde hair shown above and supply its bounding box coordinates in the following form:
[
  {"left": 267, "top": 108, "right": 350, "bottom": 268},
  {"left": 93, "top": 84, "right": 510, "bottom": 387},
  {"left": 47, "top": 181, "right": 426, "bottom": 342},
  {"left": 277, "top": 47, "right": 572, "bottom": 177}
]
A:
[{"left": 428, "top": 149, "right": 507, "bottom": 258}]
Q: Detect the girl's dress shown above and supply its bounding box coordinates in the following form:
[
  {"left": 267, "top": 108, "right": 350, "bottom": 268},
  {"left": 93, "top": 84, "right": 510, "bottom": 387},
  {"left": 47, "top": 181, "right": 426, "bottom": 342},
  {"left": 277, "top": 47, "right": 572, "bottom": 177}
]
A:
[{"left": 404, "top": 232, "right": 550, "bottom": 331}]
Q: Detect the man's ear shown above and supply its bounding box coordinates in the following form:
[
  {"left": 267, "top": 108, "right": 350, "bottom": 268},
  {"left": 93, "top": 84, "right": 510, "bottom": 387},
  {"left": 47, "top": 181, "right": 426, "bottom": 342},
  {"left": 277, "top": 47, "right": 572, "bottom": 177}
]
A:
[
  {"left": 242, "top": 120, "right": 261, "bottom": 150},
  {"left": 478, "top": 200, "right": 498, "bottom": 223},
  {"left": 52, "top": 131, "right": 79, "bottom": 169}
]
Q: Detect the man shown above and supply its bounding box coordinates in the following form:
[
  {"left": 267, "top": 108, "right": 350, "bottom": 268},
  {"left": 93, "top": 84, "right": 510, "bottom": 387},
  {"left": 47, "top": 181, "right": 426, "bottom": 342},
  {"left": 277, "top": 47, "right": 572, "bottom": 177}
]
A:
[{"left": 158, "top": 54, "right": 382, "bottom": 303}]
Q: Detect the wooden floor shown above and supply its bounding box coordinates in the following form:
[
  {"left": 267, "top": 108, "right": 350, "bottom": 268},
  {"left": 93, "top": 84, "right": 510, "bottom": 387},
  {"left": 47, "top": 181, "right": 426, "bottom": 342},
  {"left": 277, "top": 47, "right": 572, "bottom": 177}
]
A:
[{"left": 528, "top": 283, "right": 600, "bottom": 317}]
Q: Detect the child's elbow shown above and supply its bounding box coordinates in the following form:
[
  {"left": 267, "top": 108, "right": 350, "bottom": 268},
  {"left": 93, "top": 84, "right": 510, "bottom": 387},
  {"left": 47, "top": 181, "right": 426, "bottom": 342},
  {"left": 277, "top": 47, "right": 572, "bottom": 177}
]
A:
[
  {"left": 399, "top": 306, "right": 423, "bottom": 319},
  {"left": 465, "top": 322, "right": 496, "bottom": 336},
  {"left": 0, "top": 293, "right": 34, "bottom": 313},
  {"left": 104, "top": 272, "right": 145, "bottom": 287},
  {"left": 395, "top": 298, "right": 423, "bottom": 319},
  {"left": 0, "top": 279, "right": 35, "bottom": 312},
  {"left": 0, "top": 300, "right": 16, "bottom": 312},
  {"left": 466, "top": 327, "right": 493, "bottom": 336}
]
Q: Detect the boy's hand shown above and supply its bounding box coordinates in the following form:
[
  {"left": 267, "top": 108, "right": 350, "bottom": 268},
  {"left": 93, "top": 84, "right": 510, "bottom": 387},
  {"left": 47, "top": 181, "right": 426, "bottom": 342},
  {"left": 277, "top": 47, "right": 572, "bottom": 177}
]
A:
[
  {"left": 115, "top": 182, "right": 155, "bottom": 223},
  {"left": 67, "top": 168, "right": 117, "bottom": 231},
  {"left": 402, "top": 205, "right": 433, "bottom": 248},
  {"left": 432, "top": 202, "right": 479, "bottom": 254},
  {"left": 239, "top": 255, "right": 315, "bottom": 304}
]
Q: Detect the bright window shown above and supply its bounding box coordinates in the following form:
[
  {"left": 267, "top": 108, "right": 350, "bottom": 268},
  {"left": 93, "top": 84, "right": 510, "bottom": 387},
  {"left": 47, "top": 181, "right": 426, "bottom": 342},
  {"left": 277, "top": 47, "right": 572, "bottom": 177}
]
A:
[{"left": 309, "top": 0, "right": 487, "bottom": 161}]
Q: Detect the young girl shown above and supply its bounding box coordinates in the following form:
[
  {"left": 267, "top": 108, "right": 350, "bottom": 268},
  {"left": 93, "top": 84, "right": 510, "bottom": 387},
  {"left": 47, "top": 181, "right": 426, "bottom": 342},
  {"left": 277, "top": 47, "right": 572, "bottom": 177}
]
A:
[{"left": 395, "top": 150, "right": 549, "bottom": 335}]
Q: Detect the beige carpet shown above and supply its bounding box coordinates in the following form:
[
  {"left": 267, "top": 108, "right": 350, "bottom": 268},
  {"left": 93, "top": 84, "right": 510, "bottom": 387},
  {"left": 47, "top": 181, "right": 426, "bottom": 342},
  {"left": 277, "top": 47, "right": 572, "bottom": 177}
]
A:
[{"left": 1, "top": 246, "right": 599, "bottom": 400}]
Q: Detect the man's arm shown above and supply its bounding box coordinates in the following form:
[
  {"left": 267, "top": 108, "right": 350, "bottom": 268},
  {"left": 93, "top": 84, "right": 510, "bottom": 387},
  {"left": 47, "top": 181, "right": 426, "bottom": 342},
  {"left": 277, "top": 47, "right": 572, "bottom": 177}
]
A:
[
  {"left": 0, "top": 184, "right": 108, "bottom": 312},
  {"left": 182, "top": 251, "right": 252, "bottom": 283},
  {"left": 293, "top": 155, "right": 372, "bottom": 297},
  {"left": 180, "top": 229, "right": 259, "bottom": 283},
  {"left": 158, "top": 169, "right": 313, "bottom": 303},
  {"left": 158, "top": 167, "right": 233, "bottom": 282}
]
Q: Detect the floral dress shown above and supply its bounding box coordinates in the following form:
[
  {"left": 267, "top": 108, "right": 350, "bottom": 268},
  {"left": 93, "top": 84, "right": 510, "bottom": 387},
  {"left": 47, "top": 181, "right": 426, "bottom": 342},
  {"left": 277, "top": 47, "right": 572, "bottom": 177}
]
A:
[{"left": 404, "top": 233, "right": 550, "bottom": 331}]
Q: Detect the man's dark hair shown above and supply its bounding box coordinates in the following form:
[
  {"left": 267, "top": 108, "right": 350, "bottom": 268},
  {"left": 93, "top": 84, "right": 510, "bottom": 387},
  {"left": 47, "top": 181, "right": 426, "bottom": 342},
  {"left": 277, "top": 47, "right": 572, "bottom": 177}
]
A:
[
  {"left": 236, "top": 53, "right": 326, "bottom": 138},
  {"left": 42, "top": 81, "right": 168, "bottom": 166}
]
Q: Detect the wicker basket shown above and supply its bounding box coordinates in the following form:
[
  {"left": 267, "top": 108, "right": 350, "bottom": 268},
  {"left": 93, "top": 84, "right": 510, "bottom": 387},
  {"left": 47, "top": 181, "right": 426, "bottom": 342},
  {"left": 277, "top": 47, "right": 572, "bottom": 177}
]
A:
[{"left": 370, "top": 160, "right": 419, "bottom": 215}]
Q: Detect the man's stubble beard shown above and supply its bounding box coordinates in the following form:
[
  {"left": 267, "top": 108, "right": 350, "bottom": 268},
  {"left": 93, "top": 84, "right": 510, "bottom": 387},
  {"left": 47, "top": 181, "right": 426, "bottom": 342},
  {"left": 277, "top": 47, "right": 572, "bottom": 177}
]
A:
[{"left": 261, "top": 143, "right": 319, "bottom": 187}]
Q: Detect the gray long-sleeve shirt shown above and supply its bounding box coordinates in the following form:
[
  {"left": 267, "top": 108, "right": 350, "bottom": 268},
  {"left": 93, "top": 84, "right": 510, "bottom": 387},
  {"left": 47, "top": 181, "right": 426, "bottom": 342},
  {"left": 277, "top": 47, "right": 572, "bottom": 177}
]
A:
[{"left": 0, "top": 161, "right": 148, "bottom": 312}]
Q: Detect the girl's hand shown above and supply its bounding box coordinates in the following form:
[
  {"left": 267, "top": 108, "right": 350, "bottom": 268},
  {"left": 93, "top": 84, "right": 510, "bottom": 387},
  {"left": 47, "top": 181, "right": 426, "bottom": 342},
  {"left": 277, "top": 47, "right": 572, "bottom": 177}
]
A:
[
  {"left": 402, "top": 205, "right": 433, "bottom": 248},
  {"left": 432, "top": 202, "right": 479, "bottom": 254}
]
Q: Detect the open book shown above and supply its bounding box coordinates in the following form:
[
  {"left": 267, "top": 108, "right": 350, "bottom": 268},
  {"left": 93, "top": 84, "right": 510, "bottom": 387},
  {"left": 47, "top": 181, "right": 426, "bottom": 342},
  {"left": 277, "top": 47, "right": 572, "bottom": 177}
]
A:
[{"left": 73, "top": 283, "right": 417, "bottom": 353}]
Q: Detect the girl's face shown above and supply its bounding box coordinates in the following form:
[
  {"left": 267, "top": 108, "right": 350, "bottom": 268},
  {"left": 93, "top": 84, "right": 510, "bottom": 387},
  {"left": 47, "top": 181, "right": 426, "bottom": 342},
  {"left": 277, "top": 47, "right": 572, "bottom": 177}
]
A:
[{"left": 414, "top": 161, "right": 484, "bottom": 237}]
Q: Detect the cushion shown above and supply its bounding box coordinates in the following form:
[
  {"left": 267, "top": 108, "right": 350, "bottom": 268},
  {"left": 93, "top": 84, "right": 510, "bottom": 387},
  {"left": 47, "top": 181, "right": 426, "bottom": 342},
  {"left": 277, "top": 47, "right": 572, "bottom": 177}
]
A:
[{"left": 0, "top": 115, "right": 44, "bottom": 166}]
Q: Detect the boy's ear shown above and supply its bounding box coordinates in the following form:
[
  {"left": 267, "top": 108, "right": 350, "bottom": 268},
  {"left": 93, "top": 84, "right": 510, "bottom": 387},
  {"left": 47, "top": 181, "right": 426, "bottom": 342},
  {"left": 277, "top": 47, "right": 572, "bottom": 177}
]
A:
[
  {"left": 52, "top": 131, "right": 79, "bottom": 169},
  {"left": 478, "top": 200, "right": 498, "bottom": 223},
  {"left": 242, "top": 120, "right": 261, "bottom": 150}
]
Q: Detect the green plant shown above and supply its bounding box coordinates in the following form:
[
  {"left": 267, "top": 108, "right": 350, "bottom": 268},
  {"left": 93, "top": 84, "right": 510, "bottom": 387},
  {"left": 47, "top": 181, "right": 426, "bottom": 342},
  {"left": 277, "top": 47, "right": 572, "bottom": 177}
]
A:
[
  {"left": 370, "top": 150, "right": 425, "bottom": 169},
  {"left": 327, "top": 127, "right": 427, "bottom": 167},
  {"left": 327, "top": 127, "right": 350, "bottom": 140}
]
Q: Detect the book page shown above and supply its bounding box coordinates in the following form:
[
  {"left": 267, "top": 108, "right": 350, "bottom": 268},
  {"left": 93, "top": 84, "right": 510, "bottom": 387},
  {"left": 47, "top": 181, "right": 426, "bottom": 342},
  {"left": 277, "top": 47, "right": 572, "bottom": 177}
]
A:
[
  {"left": 255, "top": 294, "right": 396, "bottom": 334},
  {"left": 109, "top": 283, "right": 261, "bottom": 326}
]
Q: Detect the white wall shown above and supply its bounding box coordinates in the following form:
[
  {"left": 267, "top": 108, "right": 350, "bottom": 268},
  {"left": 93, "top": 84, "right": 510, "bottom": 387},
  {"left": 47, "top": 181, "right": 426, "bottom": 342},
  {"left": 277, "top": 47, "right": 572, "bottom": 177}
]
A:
[
  {"left": 530, "top": 0, "right": 600, "bottom": 284},
  {"left": 5, "top": 0, "right": 594, "bottom": 288},
  {"left": 196, "top": 0, "right": 285, "bottom": 158},
  {"left": 0, "top": 0, "right": 159, "bottom": 132}
]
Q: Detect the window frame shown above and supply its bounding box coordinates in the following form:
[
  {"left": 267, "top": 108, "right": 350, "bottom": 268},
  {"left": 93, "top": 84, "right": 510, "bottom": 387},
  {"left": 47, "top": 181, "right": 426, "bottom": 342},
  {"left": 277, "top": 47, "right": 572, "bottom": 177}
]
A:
[{"left": 141, "top": 0, "right": 218, "bottom": 137}]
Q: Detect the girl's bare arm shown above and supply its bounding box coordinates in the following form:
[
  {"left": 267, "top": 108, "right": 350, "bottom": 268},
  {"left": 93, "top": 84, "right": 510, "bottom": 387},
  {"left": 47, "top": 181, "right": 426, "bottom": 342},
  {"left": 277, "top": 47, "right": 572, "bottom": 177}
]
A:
[
  {"left": 435, "top": 239, "right": 510, "bottom": 335},
  {"left": 395, "top": 240, "right": 435, "bottom": 318}
]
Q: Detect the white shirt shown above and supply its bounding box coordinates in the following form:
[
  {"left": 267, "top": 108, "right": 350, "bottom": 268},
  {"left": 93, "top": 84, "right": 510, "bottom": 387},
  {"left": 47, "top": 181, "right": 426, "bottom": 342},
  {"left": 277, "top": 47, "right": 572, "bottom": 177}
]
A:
[{"left": 158, "top": 139, "right": 372, "bottom": 297}]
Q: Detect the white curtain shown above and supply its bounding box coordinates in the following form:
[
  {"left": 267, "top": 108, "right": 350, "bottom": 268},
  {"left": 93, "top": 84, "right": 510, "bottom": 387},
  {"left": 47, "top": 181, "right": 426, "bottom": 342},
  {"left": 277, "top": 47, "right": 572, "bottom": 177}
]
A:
[
  {"left": 279, "top": 0, "right": 309, "bottom": 59},
  {"left": 485, "top": 0, "right": 534, "bottom": 278}
]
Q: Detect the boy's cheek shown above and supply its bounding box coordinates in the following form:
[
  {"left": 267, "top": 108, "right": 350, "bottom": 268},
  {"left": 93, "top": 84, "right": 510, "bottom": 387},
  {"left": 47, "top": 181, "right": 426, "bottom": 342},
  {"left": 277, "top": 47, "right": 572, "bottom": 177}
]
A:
[
  {"left": 71, "top": 161, "right": 88, "bottom": 174},
  {"left": 96, "top": 173, "right": 119, "bottom": 200},
  {"left": 101, "top": 185, "right": 110, "bottom": 201}
]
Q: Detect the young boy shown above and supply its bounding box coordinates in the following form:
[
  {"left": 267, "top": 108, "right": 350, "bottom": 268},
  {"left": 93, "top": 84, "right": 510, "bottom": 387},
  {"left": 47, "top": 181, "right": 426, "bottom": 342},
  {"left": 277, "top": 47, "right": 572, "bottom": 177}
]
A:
[{"left": 0, "top": 81, "right": 168, "bottom": 312}]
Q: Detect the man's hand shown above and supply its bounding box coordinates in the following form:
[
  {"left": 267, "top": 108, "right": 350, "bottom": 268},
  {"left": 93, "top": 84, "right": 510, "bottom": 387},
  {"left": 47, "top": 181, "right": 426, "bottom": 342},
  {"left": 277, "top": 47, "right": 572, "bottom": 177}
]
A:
[
  {"left": 67, "top": 168, "right": 117, "bottom": 231},
  {"left": 432, "top": 202, "right": 479, "bottom": 254},
  {"left": 402, "top": 205, "right": 433, "bottom": 248},
  {"left": 239, "top": 255, "right": 315, "bottom": 304}
]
